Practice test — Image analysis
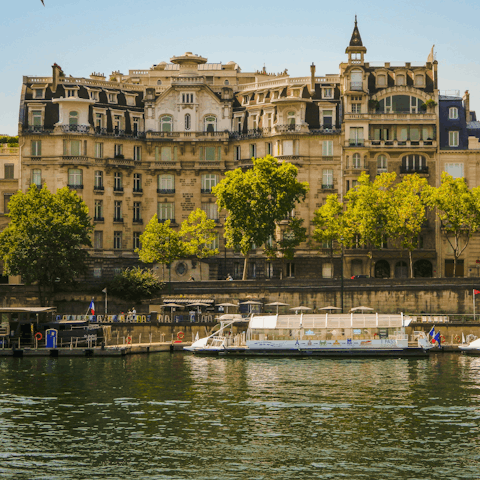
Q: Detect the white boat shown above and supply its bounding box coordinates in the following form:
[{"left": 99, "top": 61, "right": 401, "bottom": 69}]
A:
[
  {"left": 458, "top": 337, "right": 480, "bottom": 355},
  {"left": 185, "top": 312, "right": 433, "bottom": 357}
]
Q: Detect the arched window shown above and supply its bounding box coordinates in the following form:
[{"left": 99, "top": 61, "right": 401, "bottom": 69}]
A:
[
  {"left": 157, "top": 79, "right": 162, "bottom": 85},
  {"left": 352, "top": 153, "right": 361, "bottom": 169},
  {"left": 224, "top": 79, "right": 229, "bottom": 85},
  {"left": 375, "top": 260, "right": 390, "bottom": 278},
  {"left": 414, "top": 260, "right": 433, "bottom": 278},
  {"left": 69, "top": 111, "right": 78, "bottom": 126},
  {"left": 287, "top": 111, "right": 296, "bottom": 126},
  {"left": 395, "top": 261, "right": 408, "bottom": 278},
  {"left": 449, "top": 107, "right": 459, "bottom": 119},
  {"left": 378, "top": 95, "right": 424, "bottom": 114},
  {"left": 185, "top": 113, "right": 191, "bottom": 131},
  {"left": 204, "top": 116, "right": 217, "bottom": 132},
  {"left": 402, "top": 155, "right": 426, "bottom": 173},
  {"left": 350, "top": 70, "right": 363, "bottom": 90},
  {"left": 414, "top": 74, "right": 424, "bottom": 86},
  {"left": 160, "top": 115, "right": 173, "bottom": 132},
  {"left": 377, "top": 155, "right": 387, "bottom": 173},
  {"left": 377, "top": 74, "right": 386, "bottom": 86}
]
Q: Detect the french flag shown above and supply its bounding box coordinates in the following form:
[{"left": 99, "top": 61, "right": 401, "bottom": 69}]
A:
[{"left": 89, "top": 300, "right": 95, "bottom": 315}]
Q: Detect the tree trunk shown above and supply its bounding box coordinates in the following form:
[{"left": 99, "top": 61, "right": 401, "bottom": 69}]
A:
[
  {"left": 37, "top": 283, "right": 45, "bottom": 307},
  {"left": 453, "top": 255, "right": 457, "bottom": 278},
  {"left": 242, "top": 252, "right": 250, "bottom": 280}
]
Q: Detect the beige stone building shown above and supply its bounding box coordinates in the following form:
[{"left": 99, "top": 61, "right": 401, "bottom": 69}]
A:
[{"left": 16, "top": 20, "right": 480, "bottom": 282}]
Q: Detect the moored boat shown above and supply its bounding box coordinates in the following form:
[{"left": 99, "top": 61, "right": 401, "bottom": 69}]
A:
[
  {"left": 185, "top": 312, "right": 433, "bottom": 357},
  {"left": 458, "top": 337, "right": 480, "bottom": 355}
]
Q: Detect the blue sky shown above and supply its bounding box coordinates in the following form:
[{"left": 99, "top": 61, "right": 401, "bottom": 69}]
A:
[{"left": 2, "top": 0, "right": 480, "bottom": 134}]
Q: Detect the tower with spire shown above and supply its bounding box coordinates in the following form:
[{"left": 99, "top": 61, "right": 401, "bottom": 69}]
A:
[{"left": 345, "top": 15, "right": 367, "bottom": 65}]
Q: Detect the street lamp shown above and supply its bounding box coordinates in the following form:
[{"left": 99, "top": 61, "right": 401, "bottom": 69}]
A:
[{"left": 102, "top": 287, "right": 108, "bottom": 316}]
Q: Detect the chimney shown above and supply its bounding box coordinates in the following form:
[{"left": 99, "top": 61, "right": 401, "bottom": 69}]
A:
[
  {"left": 310, "top": 63, "right": 316, "bottom": 95},
  {"left": 463, "top": 90, "right": 471, "bottom": 123}
]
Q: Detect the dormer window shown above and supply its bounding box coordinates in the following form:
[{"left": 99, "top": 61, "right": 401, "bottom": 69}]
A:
[
  {"left": 204, "top": 115, "right": 217, "bottom": 132},
  {"left": 65, "top": 88, "right": 77, "bottom": 98},
  {"left": 108, "top": 92, "right": 118, "bottom": 103},
  {"left": 396, "top": 74, "right": 405, "bottom": 86},
  {"left": 182, "top": 93, "right": 194, "bottom": 103},
  {"left": 414, "top": 74, "right": 425, "bottom": 86},
  {"left": 32, "top": 86, "right": 46, "bottom": 99},
  {"left": 88, "top": 90, "right": 99, "bottom": 101},
  {"left": 377, "top": 74, "right": 386, "bottom": 87},
  {"left": 449, "top": 107, "right": 459, "bottom": 119},
  {"left": 224, "top": 80, "right": 229, "bottom": 85},
  {"left": 125, "top": 94, "right": 136, "bottom": 106},
  {"left": 243, "top": 96, "right": 249, "bottom": 105},
  {"left": 322, "top": 87, "right": 333, "bottom": 99},
  {"left": 258, "top": 93, "right": 265, "bottom": 103}
]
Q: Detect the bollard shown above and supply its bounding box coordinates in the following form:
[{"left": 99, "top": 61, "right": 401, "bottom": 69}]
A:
[
  {"left": 139, "top": 333, "right": 142, "bottom": 344},
  {"left": 123, "top": 336, "right": 125, "bottom": 345}
]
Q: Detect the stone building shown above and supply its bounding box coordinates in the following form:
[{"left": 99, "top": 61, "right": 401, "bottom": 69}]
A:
[{"left": 15, "top": 20, "right": 480, "bottom": 282}]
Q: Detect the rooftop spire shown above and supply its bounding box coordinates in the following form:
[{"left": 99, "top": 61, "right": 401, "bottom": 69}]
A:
[{"left": 349, "top": 16, "right": 363, "bottom": 47}]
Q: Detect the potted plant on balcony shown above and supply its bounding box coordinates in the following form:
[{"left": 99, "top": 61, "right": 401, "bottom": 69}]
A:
[
  {"left": 368, "top": 99, "right": 379, "bottom": 112},
  {"left": 421, "top": 99, "right": 437, "bottom": 111}
]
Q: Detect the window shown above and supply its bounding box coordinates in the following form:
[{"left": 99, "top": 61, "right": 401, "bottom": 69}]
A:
[
  {"left": 322, "top": 239, "right": 333, "bottom": 249},
  {"left": 158, "top": 202, "right": 174, "bottom": 222},
  {"left": 114, "top": 144, "right": 123, "bottom": 158},
  {"left": 108, "top": 92, "right": 118, "bottom": 103},
  {"left": 236, "top": 117, "right": 243, "bottom": 133},
  {"left": 414, "top": 74, "right": 424, "bottom": 86},
  {"left": 125, "top": 94, "right": 136, "bottom": 106},
  {"left": 402, "top": 155, "right": 426, "bottom": 172},
  {"left": 350, "top": 127, "right": 364, "bottom": 146},
  {"left": 91, "top": 141, "right": 102, "bottom": 159},
  {"left": 114, "top": 172, "right": 123, "bottom": 191},
  {"left": 286, "top": 263, "right": 295, "bottom": 278},
  {"left": 201, "top": 174, "right": 218, "bottom": 193},
  {"left": 322, "top": 262, "right": 333, "bottom": 278},
  {"left": 322, "top": 110, "right": 333, "bottom": 128},
  {"left": 94, "top": 200, "right": 103, "bottom": 221},
  {"left": 249, "top": 144, "right": 256, "bottom": 158},
  {"left": 396, "top": 74, "right": 405, "bottom": 86},
  {"left": 322, "top": 87, "right": 333, "bottom": 99},
  {"left": 185, "top": 113, "right": 191, "bottom": 131},
  {"left": 202, "top": 202, "right": 219, "bottom": 221},
  {"left": 204, "top": 116, "right": 217, "bottom": 132},
  {"left": 449, "top": 107, "right": 459, "bottom": 119},
  {"left": 322, "top": 169, "right": 333, "bottom": 189},
  {"left": 133, "top": 202, "right": 142, "bottom": 222},
  {"left": 133, "top": 232, "right": 141, "bottom": 250},
  {"left": 32, "top": 110, "right": 42, "bottom": 126},
  {"left": 322, "top": 141, "right": 333, "bottom": 156},
  {"left": 351, "top": 103, "right": 361, "bottom": 113},
  {"left": 377, "top": 74, "right": 386, "bottom": 86},
  {"left": 265, "top": 262, "right": 274, "bottom": 279},
  {"left": 113, "top": 115, "right": 123, "bottom": 134},
  {"left": 94, "top": 231, "right": 103, "bottom": 249},
  {"left": 160, "top": 116, "right": 173, "bottom": 132},
  {"left": 155, "top": 146, "right": 177, "bottom": 162},
  {"left": 157, "top": 80, "right": 162, "bottom": 85},
  {"left": 449, "top": 131, "right": 459, "bottom": 147},
  {"left": 158, "top": 174, "right": 175, "bottom": 194},
  {"left": 94, "top": 171, "right": 103, "bottom": 190},
  {"left": 352, "top": 153, "right": 362, "bottom": 169},
  {"left": 114, "top": 201, "right": 122, "bottom": 221},
  {"left": 377, "top": 155, "right": 388, "bottom": 173},
  {"left": 31, "top": 140, "right": 41, "bottom": 156},
  {"left": 4, "top": 164, "right": 14, "bottom": 180},
  {"left": 350, "top": 71, "right": 363, "bottom": 90},
  {"left": 134, "top": 146, "right": 142, "bottom": 161},
  {"left": 33, "top": 88, "right": 44, "bottom": 99},
  {"left": 132, "top": 117, "right": 141, "bottom": 135},
  {"left": 224, "top": 80, "right": 229, "bottom": 86},
  {"left": 234, "top": 145, "right": 241, "bottom": 161},
  {"left": 133, "top": 173, "right": 142, "bottom": 192},
  {"left": 444, "top": 163, "right": 464, "bottom": 179},
  {"left": 199, "top": 146, "right": 220, "bottom": 162},
  {"left": 182, "top": 93, "right": 194, "bottom": 103},
  {"left": 3, "top": 194, "right": 12, "bottom": 214},
  {"left": 68, "top": 169, "right": 82, "bottom": 188},
  {"left": 31, "top": 169, "right": 41, "bottom": 187},
  {"left": 114, "top": 231, "right": 122, "bottom": 249},
  {"left": 66, "top": 88, "right": 77, "bottom": 98},
  {"left": 208, "top": 233, "right": 219, "bottom": 250},
  {"left": 287, "top": 111, "right": 296, "bottom": 125},
  {"left": 69, "top": 111, "right": 78, "bottom": 126},
  {"left": 266, "top": 142, "right": 272, "bottom": 155},
  {"left": 89, "top": 90, "right": 99, "bottom": 101},
  {"left": 378, "top": 95, "right": 424, "bottom": 114}
]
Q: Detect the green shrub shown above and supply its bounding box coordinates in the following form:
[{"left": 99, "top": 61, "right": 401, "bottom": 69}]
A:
[{"left": 108, "top": 267, "right": 165, "bottom": 301}]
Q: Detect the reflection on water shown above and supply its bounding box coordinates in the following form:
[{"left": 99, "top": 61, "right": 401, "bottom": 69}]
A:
[{"left": 0, "top": 354, "right": 480, "bottom": 479}]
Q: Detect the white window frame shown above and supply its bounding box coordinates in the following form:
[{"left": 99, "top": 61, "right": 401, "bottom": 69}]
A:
[
  {"left": 202, "top": 202, "right": 219, "bottom": 221},
  {"left": 158, "top": 174, "right": 175, "bottom": 193},
  {"left": 133, "top": 145, "right": 142, "bottom": 161},
  {"left": 377, "top": 155, "right": 388, "bottom": 173},
  {"left": 95, "top": 142, "right": 103, "bottom": 159},
  {"left": 68, "top": 168, "right": 82, "bottom": 187},
  {"left": 160, "top": 115, "right": 173, "bottom": 132},
  {"left": 157, "top": 202, "right": 175, "bottom": 221},
  {"left": 31, "top": 140, "right": 42, "bottom": 156},
  {"left": 94, "top": 170, "right": 103, "bottom": 189},
  {"left": 444, "top": 163, "right": 464, "bottom": 179},
  {"left": 113, "top": 231, "right": 122, "bottom": 249},
  {"left": 322, "top": 140, "right": 333, "bottom": 156},
  {"left": 322, "top": 87, "right": 334, "bottom": 99},
  {"left": 449, "top": 130, "right": 459, "bottom": 147},
  {"left": 201, "top": 174, "right": 218, "bottom": 193},
  {"left": 449, "top": 107, "right": 459, "bottom": 120},
  {"left": 322, "top": 169, "right": 333, "bottom": 188},
  {"left": 31, "top": 169, "right": 42, "bottom": 187}
]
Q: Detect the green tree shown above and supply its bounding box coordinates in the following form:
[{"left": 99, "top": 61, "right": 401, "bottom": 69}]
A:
[
  {"left": 180, "top": 209, "right": 219, "bottom": 280},
  {"left": 388, "top": 174, "right": 428, "bottom": 277},
  {"left": 0, "top": 185, "right": 93, "bottom": 305},
  {"left": 213, "top": 155, "right": 309, "bottom": 280},
  {"left": 423, "top": 172, "right": 480, "bottom": 277},
  {"left": 108, "top": 267, "right": 165, "bottom": 301},
  {"left": 137, "top": 215, "right": 187, "bottom": 280}
]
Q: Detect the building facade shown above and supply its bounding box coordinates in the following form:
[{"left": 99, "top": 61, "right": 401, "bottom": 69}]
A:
[{"left": 15, "top": 20, "right": 480, "bottom": 282}]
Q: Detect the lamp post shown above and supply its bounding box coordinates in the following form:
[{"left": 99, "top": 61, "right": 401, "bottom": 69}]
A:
[
  {"left": 340, "top": 238, "right": 344, "bottom": 314},
  {"left": 102, "top": 287, "right": 108, "bottom": 316}
]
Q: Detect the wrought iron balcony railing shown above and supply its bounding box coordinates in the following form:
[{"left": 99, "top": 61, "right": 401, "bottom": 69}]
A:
[
  {"left": 62, "top": 125, "right": 90, "bottom": 133},
  {"left": 157, "top": 189, "right": 175, "bottom": 194}
]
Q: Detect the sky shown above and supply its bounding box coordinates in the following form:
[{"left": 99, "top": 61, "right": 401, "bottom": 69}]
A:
[{"left": 2, "top": 0, "right": 480, "bottom": 135}]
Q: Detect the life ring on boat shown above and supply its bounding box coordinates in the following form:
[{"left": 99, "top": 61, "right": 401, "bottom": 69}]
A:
[
  {"left": 454, "top": 335, "right": 461, "bottom": 343},
  {"left": 439, "top": 335, "right": 446, "bottom": 343},
  {"left": 34, "top": 332, "right": 42, "bottom": 341},
  {"left": 126, "top": 336, "right": 132, "bottom": 345},
  {"left": 177, "top": 331, "right": 185, "bottom": 340},
  {"left": 373, "top": 333, "right": 379, "bottom": 339}
]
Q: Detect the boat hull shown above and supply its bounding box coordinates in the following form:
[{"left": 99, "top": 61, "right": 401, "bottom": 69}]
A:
[{"left": 189, "top": 347, "right": 430, "bottom": 358}]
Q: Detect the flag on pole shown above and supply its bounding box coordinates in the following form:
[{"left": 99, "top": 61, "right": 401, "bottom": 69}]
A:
[
  {"left": 434, "top": 332, "right": 441, "bottom": 344},
  {"left": 89, "top": 300, "right": 95, "bottom": 315},
  {"left": 102, "top": 288, "right": 107, "bottom": 294},
  {"left": 428, "top": 326, "right": 435, "bottom": 337},
  {"left": 475, "top": 290, "right": 480, "bottom": 295}
]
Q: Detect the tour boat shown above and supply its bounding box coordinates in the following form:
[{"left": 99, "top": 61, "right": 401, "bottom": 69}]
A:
[
  {"left": 458, "top": 337, "right": 480, "bottom": 355},
  {"left": 184, "top": 312, "right": 433, "bottom": 357}
]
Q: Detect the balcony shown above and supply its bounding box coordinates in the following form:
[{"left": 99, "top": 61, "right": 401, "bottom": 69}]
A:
[
  {"left": 201, "top": 188, "right": 213, "bottom": 194},
  {"left": 133, "top": 188, "right": 143, "bottom": 194},
  {"left": 113, "top": 186, "right": 124, "bottom": 193},
  {"left": 67, "top": 184, "right": 83, "bottom": 190},
  {"left": 275, "top": 124, "right": 302, "bottom": 133},
  {"left": 322, "top": 184, "right": 335, "bottom": 190},
  {"left": 113, "top": 217, "right": 124, "bottom": 223},
  {"left": 133, "top": 218, "right": 143, "bottom": 224},
  {"left": 367, "top": 140, "right": 437, "bottom": 148},
  {"left": 94, "top": 185, "right": 104, "bottom": 191},
  {"left": 309, "top": 126, "right": 342, "bottom": 135},
  {"left": 61, "top": 125, "right": 90, "bottom": 134},
  {"left": 349, "top": 140, "right": 364, "bottom": 147},
  {"left": 94, "top": 216, "right": 104, "bottom": 222},
  {"left": 400, "top": 166, "right": 429, "bottom": 175},
  {"left": 345, "top": 112, "right": 436, "bottom": 122},
  {"left": 24, "top": 126, "right": 53, "bottom": 134},
  {"left": 229, "top": 128, "right": 271, "bottom": 140},
  {"left": 349, "top": 81, "right": 363, "bottom": 91},
  {"left": 158, "top": 218, "right": 175, "bottom": 224},
  {"left": 157, "top": 189, "right": 175, "bottom": 194}
]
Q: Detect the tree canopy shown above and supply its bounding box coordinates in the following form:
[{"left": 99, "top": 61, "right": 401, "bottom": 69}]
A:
[
  {"left": 213, "top": 155, "right": 309, "bottom": 279},
  {"left": 0, "top": 185, "right": 94, "bottom": 305},
  {"left": 108, "top": 267, "right": 165, "bottom": 301}
]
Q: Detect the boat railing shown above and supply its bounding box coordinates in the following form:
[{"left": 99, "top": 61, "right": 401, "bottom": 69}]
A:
[{"left": 388, "top": 333, "right": 408, "bottom": 341}]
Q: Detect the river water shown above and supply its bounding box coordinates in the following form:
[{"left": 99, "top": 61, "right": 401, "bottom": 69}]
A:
[{"left": 1, "top": 353, "right": 480, "bottom": 479}]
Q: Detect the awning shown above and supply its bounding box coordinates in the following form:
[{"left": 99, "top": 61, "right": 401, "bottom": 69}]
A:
[{"left": 163, "top": 298, "right": 215, "bottom": 304}]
